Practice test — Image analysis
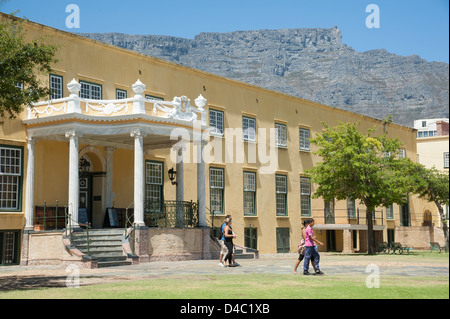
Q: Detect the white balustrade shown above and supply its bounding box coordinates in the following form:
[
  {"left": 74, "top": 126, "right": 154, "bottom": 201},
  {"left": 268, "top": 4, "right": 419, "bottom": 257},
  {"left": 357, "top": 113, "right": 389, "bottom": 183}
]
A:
[{"left": 28, "top": 79, "right": 207, "bottom": 126}]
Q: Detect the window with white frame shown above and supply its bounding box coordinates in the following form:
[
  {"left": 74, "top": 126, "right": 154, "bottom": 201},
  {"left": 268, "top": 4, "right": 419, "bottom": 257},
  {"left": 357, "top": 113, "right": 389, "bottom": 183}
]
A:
[
  {"left": 80, "top": 81, "right": 102, "bottom": 100},
  {"left": 275, "top": 123, "right": 287, "bottom": 147},
  {"left": 50, "top": 74, "right": 63, "bottom": 100},
  {"left": 209, "top": 109, "right": 224, "bottom": 136},
  {"left": 398, "top": 149, "right": 406, "bottom": 159},
  {"left": 444, "top": 152, "right": 449, "bottom": 169},
  {"left": 210, "top": 168, "right": 224, "bottom": 215},
  {"left": 145, "top": 161, "right": 163, "bottom": 212},
  {"left": 300, "top": 177, "right": 311, "bottom": 216},
  {"left": 243, "top": 171, "right": 256, "bottom": 216},
  {"left": 116, "top": 89, "right": 127, "bottom": 100},
  {"left": 0, "top": 146, "right": 22, "bottom": 211},
  {"left": 299, "top": 127, "right": 310, "bottom": 151},
  {"left": 243, "top": 116, "right": 256, "bottom": 142},
  {"left": 276, "top": 175, "right": 287, "bottom": 216}
]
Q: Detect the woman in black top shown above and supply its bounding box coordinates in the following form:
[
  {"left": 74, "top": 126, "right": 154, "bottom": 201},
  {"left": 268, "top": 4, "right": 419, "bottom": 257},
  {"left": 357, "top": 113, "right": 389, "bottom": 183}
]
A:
[{"left": 223, "top": 217, "right": 236, "bottom": 267}]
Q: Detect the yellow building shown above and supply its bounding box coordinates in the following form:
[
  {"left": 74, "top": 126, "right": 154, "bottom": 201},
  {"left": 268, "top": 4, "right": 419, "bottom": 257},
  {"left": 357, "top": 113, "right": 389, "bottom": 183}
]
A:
[
  {"left": 415, "top": 119, "right": 449, "bottom": 228},
  {"left": 0, "top": 14, "right": 436, "bottom": 266}
]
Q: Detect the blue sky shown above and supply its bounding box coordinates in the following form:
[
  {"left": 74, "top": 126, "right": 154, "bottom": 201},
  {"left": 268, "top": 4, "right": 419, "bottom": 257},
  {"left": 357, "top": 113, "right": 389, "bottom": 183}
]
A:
[{"left": 1, "top": 0, "right": 449, "bottom": 63}]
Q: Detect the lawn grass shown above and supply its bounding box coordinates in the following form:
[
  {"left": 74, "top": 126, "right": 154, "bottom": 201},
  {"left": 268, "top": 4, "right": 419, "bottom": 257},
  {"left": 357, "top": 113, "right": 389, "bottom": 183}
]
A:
[
  {"left": 1, "top": 252, "right": 448, "bottom": 300},
  {"left": 1, "top": 273, "right": 448, "bottom": 299}
]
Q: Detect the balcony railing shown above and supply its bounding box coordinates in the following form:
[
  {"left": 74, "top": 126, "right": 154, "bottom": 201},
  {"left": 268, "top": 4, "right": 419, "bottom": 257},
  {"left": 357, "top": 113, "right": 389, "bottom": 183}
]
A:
[
  {"left": 143, "top": 200, "right": 199, "bottom": 228},
  {"left": 27, "top": 79, "right": 207, "bottom": 125},
  {"left": 33, "top": 200, "right": 199, "bottom": 231},
  {"left": 34, "top": 201, "right": 68, "bottom": 231}
]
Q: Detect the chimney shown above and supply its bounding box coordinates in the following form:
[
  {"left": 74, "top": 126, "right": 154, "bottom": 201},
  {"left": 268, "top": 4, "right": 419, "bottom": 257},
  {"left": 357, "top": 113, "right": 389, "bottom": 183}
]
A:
[{"left": 436, "top": 121, "right": 449, "bottom": 136}]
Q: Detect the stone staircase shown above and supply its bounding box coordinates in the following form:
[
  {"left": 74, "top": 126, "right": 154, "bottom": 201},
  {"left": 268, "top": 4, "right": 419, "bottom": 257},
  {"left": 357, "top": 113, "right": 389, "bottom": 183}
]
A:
[
  {"left": 71, "top": 228, "right": 132, "bottom": 268},
  {"left": 234, "top": 244, "right": 259, "bottom": 260}
]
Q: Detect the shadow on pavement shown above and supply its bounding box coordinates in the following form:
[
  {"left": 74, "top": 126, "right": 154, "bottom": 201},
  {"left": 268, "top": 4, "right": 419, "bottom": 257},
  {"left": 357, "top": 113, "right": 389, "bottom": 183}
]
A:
[{"left": 0, "top": 276, "right": 68, "bottom": 291}]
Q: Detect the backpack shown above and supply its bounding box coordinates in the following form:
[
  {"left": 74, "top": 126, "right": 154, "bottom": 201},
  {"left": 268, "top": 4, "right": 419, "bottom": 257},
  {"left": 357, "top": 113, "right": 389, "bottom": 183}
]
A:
[{"left": 217, "top": 223, "right": 225, "bottom": 240}]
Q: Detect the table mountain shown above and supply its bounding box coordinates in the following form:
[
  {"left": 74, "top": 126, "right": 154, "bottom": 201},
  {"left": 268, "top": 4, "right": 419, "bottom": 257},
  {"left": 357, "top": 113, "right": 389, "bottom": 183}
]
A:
[{"left": 80, "top": 27, "right": 449, "bottom": 127}]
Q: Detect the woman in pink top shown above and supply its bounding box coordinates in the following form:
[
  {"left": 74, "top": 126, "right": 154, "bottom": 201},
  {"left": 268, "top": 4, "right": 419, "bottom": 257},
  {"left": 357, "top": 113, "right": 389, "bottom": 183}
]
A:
[
  {"left": 293, "top": 219, "right": 316, "bottom": 274},
  {"left": 303, "top": 218, "right": 324, "bottom": 275}
]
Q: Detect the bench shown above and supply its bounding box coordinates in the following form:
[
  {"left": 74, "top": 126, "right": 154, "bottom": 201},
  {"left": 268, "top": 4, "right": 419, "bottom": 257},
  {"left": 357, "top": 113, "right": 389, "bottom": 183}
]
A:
[
  {"left": 390, "top": 242, "right": 412, "bottom": 254},
  {"left": 376, "top": 241, "right": 390, "bottom": 254},
  {"left": 429, "top": 242, "right": 443, "bottom": 253}
]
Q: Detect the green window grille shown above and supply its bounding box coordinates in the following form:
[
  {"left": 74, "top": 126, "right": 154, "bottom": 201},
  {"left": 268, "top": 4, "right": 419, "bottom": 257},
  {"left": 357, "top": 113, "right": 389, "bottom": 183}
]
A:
[
  {"left": 243, "top": 171, "right": 256, "bottom": 216},
  {"left": 324, "top": 199, "right": 335, "bottom": 224},
  {"left": 0, "top": 230, "right": 20, "bottom": 266},
  {"left": 300, "top": 177, "right": 311, "bottom": 216},
  {"left": 116, "top": 89, "right": 127, "bottom": 100},
  {"left": 275, "top": 123, "right": 287, "bottom": 147},
  {"left": 0, "top": 145, "right": 23, "bottom": 211},
  {"left": 243, "top": 116, "right": 256, "bottom": 142},
  {"left": 145, "top": 161, "right": 164, "bottom": 212},
  {"left": 209, "top": 109, "right": 224, "bottom": 136},
  {"left": 299, "top": 128, "right": 310, "bottom": 151},
  {"left": 49, "top": 74, "right": 63, "bottom": 100},
  {"left": 80, "top": 81, "right": 102, "bottom": 100},
  {"left": 276, "top": 175, "right": 287, "bottom": 216},
  {"left": 210, "top": 168, "right": 224, "bottom": 215}
]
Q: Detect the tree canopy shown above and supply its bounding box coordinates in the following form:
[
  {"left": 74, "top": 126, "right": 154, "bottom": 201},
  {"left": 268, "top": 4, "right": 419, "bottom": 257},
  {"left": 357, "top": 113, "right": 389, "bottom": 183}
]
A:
[
  {"left": 0, "top": 12, "right": 58, "bottom": 122},
  {"left": 409, "top": 163, "right": 449, "bottom": 252},
  {"left": 307, "top": 121, "right": 418, "bottom": 254}
]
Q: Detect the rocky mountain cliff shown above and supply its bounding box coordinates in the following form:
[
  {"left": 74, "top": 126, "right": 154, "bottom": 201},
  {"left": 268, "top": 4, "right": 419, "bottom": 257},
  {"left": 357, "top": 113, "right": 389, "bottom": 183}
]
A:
[{"left": 81, "top": 27, "right": 449, "bottom": 127}]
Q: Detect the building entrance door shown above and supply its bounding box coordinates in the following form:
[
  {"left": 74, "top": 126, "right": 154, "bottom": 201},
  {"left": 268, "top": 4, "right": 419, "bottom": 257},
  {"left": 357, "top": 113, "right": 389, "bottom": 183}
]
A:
[{"left": 79, "top": 156, "right": 93, "bottom": 226}]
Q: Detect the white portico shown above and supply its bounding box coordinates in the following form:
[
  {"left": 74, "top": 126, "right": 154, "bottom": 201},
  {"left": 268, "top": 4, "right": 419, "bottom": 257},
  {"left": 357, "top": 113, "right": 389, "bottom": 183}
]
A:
[{"left": 23, "top": 79, "right": 208, "bottom": 230}]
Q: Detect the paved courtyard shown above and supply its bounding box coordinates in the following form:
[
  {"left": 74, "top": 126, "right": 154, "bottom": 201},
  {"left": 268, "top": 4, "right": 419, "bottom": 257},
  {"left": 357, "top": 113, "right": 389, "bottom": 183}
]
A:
[{"left": 0, "top": 253, "right": 448, "bottom": 291}]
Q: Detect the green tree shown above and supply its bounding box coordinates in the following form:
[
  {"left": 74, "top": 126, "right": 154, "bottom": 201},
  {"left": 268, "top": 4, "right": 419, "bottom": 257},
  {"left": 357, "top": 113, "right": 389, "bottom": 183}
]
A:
[
  {"left": 410, "top": 164, "right": 449, "bottom": 252},
  {"left": 307, "top": 122, "right": 416, "bottom": 255},
  {"left": 0, "top": 11, "right": 58, "bottom": 123}
]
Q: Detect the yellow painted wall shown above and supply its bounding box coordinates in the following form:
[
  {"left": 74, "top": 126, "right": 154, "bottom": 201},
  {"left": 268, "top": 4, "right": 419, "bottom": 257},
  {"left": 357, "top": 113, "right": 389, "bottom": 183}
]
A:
[{"left": 0, "top": 15, "right": 425, "bottom": 254}]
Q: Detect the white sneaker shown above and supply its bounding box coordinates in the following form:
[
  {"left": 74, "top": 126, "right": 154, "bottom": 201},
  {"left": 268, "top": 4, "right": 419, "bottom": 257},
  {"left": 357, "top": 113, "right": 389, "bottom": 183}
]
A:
[{"left": 218, "top": 262, "right": 225, "bottom": 267}]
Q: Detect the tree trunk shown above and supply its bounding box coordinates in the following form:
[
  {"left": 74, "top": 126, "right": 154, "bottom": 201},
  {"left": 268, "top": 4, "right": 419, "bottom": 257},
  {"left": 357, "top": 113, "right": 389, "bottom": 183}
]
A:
[
  {"left": 436, "top": 202, "right": 449, "bottom": 253},
  {"left": 366, "top": 207, "right": 375, "bottom": 255}
]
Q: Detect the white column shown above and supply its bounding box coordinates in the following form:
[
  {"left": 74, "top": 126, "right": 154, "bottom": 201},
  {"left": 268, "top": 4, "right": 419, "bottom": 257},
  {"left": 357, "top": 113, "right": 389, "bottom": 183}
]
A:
[
  {"left": 66, "top": 131, "right": 80, "bottom": 228},
  {"left": 197, "top": 141, "right": 206, "bottom": 227},
  {"left": 131, "top": 130, "right": 145, "bottom": 226},
  {"left": 132, "top": 80, "right": 146, "bottom": 115},
  {"left": 67, "top": 79, "right": 81, "bottom": 114},
  {"left": 24, "top": 137, "right": 35, "bottom": 231},
  {"left": 176, "top": 146, "right": 184, "bottom": 227},
  {"left": 105, "top": 146, "right": 115, "bottom": 208},
  {"left": 176, "top": 146, "right": 184, "bottom": 202}
]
